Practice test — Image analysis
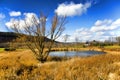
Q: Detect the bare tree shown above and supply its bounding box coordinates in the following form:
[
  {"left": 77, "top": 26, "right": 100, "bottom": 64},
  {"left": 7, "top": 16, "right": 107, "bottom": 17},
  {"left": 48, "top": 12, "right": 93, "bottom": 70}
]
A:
[
  {"left": 62, "top": 34, "right": 70, "bottom": 48},
  {"left": 75, "top": 37, "right": 79, "bottom": 43},
  {"left": 108, "top": 37, "right": 114, "bottom": 46},
  {"left": 75, "top": 36, "right": 79, "bottom": 48},
  {"left": 116, "top": 37, "right": 120, "bottom": 46},
  {"left": 8, "top": 13, "right": 67, "bottom": 62},
  {"left": 63, "top": 34, "right": 70, "bottom": 43}
]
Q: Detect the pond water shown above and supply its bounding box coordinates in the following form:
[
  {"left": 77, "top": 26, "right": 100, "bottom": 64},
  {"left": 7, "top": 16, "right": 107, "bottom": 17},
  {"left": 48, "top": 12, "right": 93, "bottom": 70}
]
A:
[{"left": 49, "top": 51, "right": 105, "bottom": 57}]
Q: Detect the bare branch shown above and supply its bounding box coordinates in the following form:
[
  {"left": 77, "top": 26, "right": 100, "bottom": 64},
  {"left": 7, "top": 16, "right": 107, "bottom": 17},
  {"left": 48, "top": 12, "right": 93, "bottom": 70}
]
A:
[{"left": 8, "top": 13, "right": 67, "bottom": 62}]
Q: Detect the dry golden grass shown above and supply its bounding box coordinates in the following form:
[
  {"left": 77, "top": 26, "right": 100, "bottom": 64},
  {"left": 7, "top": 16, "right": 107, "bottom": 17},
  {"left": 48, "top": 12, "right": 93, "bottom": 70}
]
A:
[{"left": 0, "top": 49, "right": 120, "bottom": 80}]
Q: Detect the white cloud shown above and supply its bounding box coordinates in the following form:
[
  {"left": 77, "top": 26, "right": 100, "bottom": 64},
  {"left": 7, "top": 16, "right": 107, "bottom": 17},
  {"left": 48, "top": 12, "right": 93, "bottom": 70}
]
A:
[
  {"left": 6, "top": 12, "right": 39, "bottom": 30},
  {"left": 57, "top": 18, "right": 120, "bottom": 42},
  {"left": 6, "top": 12, "right": 120, "bottom": 42},
  {"left": 5, "top": 18, "right": 20, "bottom": 29},
  {"left": 55, "top": 2, "right": 91, "bottom": 17},
  {"left": 9, "top": 11, "right": 21, "bottom": 16},
  {"left": 5, "top": 19, "right": 13, "bottom": 27},
  {"left": 0, "top": 13, "right": 5, "bottom": 20},
  {"left": 94, "top": 19, "right": 112, "bottom": 26},
  {"left": 91, "top": 19, "right": 120, "bottom": 32},
  {"left": 24, "top": 13, "right": 39, "bottom": 26}
]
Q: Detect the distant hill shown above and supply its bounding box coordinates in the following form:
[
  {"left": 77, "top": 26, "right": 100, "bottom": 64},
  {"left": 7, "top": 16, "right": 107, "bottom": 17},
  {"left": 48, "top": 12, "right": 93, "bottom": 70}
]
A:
[
  {"left": 0, "top": 32, "right": 18, "bottom": 43},
  {"left": 0, "top": 32, "right": 57, "bottom": 43}
]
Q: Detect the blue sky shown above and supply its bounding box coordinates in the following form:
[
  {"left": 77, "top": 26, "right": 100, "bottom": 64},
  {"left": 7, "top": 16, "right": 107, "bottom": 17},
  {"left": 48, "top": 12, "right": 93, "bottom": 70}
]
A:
[{"left": 0, "top": 0, "right": 120, "bottom": 42}]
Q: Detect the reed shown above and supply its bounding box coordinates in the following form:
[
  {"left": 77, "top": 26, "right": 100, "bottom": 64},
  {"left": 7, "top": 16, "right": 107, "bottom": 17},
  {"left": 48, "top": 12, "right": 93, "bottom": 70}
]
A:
[{"left": 0, "top": 49, "right": 120, "bottom": 79}]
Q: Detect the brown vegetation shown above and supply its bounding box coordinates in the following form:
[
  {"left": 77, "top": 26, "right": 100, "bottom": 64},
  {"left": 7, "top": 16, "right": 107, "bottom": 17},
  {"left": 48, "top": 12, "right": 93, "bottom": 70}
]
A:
[
  {"left": 8, "top": 13, "right": 67, "bottom": 62},
  {"left": 0, "top": 49, "right": 120, "bottom": 80}
]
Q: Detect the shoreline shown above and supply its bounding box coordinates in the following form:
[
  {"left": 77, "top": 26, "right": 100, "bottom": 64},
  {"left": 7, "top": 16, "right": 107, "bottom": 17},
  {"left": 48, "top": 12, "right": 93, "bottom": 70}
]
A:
[
  {"left": 1, "top": 47, "right": 120, "bottom": 55},
  {"left": 51, "top": 47, "right": 120, "bottom": 54}
]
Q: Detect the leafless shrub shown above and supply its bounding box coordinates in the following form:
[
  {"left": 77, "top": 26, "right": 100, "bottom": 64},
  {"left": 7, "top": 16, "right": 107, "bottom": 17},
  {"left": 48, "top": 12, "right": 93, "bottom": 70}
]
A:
[{"left": 8, "top": 13, "right": 67, "bottom": 62}]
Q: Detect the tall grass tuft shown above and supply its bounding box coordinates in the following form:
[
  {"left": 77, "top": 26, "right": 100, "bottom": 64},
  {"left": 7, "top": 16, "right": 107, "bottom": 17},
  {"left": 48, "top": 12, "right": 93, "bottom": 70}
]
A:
[{"left": 0, "top": 50, "right": 120, "bottom": 79}]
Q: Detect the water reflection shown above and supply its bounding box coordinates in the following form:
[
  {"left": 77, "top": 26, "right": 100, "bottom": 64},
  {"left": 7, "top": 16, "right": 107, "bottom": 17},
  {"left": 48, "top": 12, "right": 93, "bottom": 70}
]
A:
[{"left": 49, "top": 51, "right": 105, "bottom": 57}]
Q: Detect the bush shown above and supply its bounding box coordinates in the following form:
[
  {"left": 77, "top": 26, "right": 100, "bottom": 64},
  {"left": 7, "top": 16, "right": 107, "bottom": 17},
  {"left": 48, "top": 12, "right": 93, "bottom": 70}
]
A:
[
  {"left": 47, "top": 56, "right": 71, "bottom": 61},
  {"left": 4, "top": 48, "right": 16, "bottom": 51}
]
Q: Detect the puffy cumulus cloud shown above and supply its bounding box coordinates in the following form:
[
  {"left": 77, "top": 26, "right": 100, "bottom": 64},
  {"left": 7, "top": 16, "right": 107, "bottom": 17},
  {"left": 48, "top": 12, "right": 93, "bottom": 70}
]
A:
[
  {"left": 23, "top": 13, "right": 47, "bottom": 26},
  {"left": 5, "top": 13, "right": 38, "bottom": 30},
  {"left": 57, "top": 28, "right": 92, "bottom": 42},
  {"left": 0, "top": 13, "right": 5, "bottom": 20},
  {"left": 72, "top": 28, "right": 93, "bottom": 42},
  {"left": 111, "top": 19, "right": 120, "bottom": 28},
  {"left": 9, "top": 11, "right": 21, "bottom": 16},
  {"left": 5, "top": 19, "right": 14, "bottom": 27},
  {"left": 94, "top": 19, "right": 112, "bottom": 26},
  {"left": 91, "top": 19, "right": 111, "bottom": 32},
  {"left": 5, "top": 18, "right": 25, "bottom": 30},
  {"left": 24, "top": 13, "right": 37, "bottom": 18},
  {"left": 91, "top": 19, "right": 120, "bottom": 32},
  {"left": 55, "top": 2, "right": 91, "bottom": 17},
  {"left": 23, "top": 13, "right": 39, "bottom": 26},
  {"left": 57, "top": 18, "right": 120, "bottom": 42}
]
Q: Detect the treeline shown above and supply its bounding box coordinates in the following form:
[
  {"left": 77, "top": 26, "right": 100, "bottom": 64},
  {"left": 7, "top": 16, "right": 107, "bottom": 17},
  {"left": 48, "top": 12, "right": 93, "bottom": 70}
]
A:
[
  {"left": 0, "top": 32, "right": 59, "bottom": 48},
  {"left": 84, "top": 37, "right": 120, "bottom": 48},
  {"left": 0, "top": 32, "right": 18, "bottom": 43},
  {"left": 0, "top": 32, "right": 53, "bottom": 43}
]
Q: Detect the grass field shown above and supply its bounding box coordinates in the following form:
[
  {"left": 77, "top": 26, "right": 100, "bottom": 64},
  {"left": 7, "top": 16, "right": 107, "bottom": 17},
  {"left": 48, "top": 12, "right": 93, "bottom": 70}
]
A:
[
  {"left": 104, "top": 45, "right": 120, "bottom": 52},
  {"left": 0, "top": 49, "right": 120, "bottom": 80},
  {"left": 104, "top": 45, "right": 120, "bottom": 48},
  {"left": 0, "top": 48, "right": 4, "bottom": 52}
]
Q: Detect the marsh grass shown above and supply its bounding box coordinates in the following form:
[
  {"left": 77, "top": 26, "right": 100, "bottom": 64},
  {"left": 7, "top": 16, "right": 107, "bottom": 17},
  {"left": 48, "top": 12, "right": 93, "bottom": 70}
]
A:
[
  {"left": 0, "top": 49, "right": 120, "bottom": 80},
  {"left": 104, "top": 46, "right": 120, "bottom": 51},
  {"left": 0, "top": 48, "right": 4, "bottom": 52}
]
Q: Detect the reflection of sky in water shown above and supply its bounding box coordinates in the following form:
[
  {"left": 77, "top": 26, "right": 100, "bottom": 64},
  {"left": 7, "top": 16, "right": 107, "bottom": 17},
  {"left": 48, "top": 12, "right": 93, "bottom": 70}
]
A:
[{"left": 49, "top": 51, "right": 105, "bottom": 57}]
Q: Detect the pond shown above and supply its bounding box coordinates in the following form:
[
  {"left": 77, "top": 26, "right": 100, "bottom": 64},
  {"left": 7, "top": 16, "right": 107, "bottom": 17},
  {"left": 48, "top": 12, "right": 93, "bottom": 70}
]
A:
[{"left": 49, "top": 51, "right": 105, "bottom": 57}]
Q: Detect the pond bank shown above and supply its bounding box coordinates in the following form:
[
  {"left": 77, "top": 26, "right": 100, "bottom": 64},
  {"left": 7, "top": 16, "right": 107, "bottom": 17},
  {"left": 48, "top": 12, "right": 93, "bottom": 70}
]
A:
[
  {"left": 51, "top": 48, "right": 102, "bottom": 51},
  {"left": 50, "top": 47, "right": 120, "bottom": 54}
]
